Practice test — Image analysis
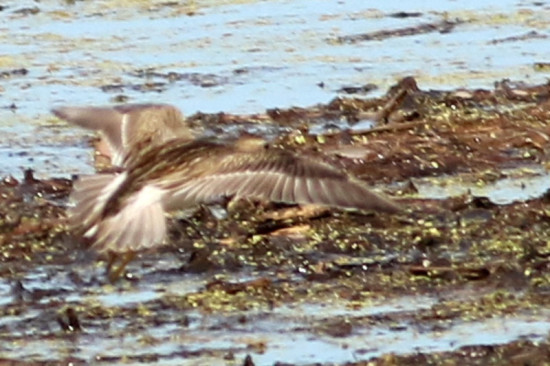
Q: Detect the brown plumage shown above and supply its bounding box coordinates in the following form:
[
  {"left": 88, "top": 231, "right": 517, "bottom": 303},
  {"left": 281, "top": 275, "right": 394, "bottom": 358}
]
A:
[
  {"left": 70, "top": 137, "right": 402, "bottom": 255},
  {"left": 51, "top": 104, "right": 193, "bottom": 166},
  {"left": 53, "top": 102, "right": 402, "bottom": 280}
]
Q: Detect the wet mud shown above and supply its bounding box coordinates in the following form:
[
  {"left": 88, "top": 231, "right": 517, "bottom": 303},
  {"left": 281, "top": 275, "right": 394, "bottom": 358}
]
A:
[{"left": 1, "top": 78, "right": 549, "bottom": 365}]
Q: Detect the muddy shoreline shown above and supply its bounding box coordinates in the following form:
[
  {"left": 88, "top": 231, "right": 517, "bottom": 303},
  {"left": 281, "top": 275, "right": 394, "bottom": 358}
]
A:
[{"left": 0, "top": 78, "right": 549, "bottom": 365}]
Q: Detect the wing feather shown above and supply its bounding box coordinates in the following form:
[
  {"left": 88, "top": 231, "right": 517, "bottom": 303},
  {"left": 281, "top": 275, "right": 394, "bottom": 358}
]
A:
[
  {"left": 154, "top": 148, "right": 400, "bottom": 213},
  {"left": 69, "top": 173, "right": 128, "bottom": 233},
  {"left": 92, "top": 185, "right": 167, "bottom": 254}
]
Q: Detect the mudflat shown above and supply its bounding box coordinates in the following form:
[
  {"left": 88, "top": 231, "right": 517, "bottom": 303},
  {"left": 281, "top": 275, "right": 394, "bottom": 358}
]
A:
[{"left": 1, "top": 77, "right": 549, "bottom": 365}]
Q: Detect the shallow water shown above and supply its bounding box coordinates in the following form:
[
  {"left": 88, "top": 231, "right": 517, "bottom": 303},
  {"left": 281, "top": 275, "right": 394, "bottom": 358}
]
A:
[
  {"left": 1, "top": 0, "right": 550, "bottom": 177},
  {"left": 2, "top": 262, "right": 548, "bottom": 365},
  {"left": 413, "top": 166, "right": 550, "bottom": 204}
]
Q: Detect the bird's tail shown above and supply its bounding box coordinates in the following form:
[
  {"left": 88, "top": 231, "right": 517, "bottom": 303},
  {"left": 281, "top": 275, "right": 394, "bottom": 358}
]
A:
[{"left": 69, "top": 173, "right": 167, "bottom": 254}]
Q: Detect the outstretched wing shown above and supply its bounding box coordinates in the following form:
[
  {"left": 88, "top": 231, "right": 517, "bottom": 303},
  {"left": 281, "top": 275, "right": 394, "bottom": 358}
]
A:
[
  {"left": 69, "top": 172, "right": 168, "bottom": 254},
  {"left": 52, "top": 106, "right": 124, "bottom": 157},
  {"left": 90, "top": 185, "right": 167, "bottom": 254},
  {"left": 69, "top": 173, "right": 128, "bottom": 235},
  {"left": 162, "top": 148, "right": 402, "bottom": 213},
  {"left": 52, "top": 104, "right": 192, "bottom": 167}
]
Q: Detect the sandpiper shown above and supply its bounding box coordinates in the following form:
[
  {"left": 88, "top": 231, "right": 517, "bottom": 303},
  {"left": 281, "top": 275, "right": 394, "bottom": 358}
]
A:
[
  {"left": 71, "top": 137, "right": 401, "bottom": 250},
  {"left": 55, "top": 104, "right": 402, "bottom": 280},
  {"left": 52, "top": 104, "right": 193, "bottom": 166}
]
